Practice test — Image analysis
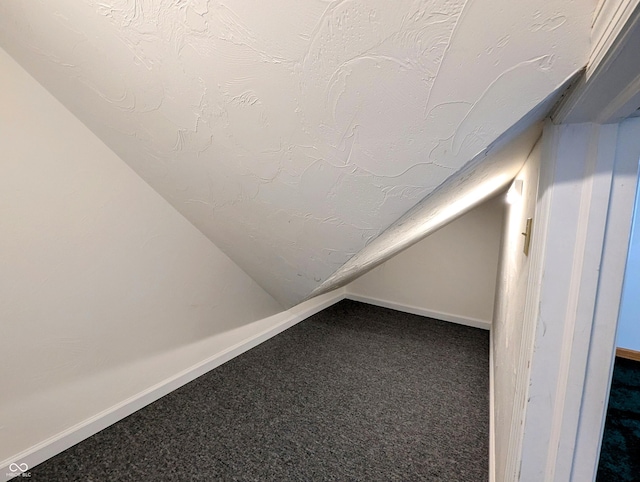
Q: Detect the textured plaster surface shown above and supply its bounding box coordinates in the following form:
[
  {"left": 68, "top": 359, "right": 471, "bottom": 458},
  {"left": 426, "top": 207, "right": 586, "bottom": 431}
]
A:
[
  {"left": 312, "top": 118, "right": 545, "bottom": 296},
  {"left": 0, "top": 0, "right": 593, "bottom": 306}
]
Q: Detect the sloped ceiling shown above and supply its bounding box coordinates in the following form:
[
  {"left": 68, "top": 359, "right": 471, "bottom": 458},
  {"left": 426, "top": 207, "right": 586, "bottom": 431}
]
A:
[
  {"left": 311, "top": 118, "right": 546, "bottom": 299},
  {"left": 0, "top": 1, "right": 593, "bottom": 307}
]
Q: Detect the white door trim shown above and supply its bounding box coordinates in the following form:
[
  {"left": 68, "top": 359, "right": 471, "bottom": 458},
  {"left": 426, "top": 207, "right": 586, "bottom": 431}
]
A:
[
  {"left": 517, "top": 123, "right": 616, "bottom": 481},
  {"left": 570, "top": 117, "right": 640, "bottom": 481},
  {"left": 590, "top": 0, "right": 640, "bottom": 79},
  {"left": 516, "top": 119, "right": 640, "bottom": 482},
  {"left": 553, "top": 1, "right": 640, "bottom": 124}
]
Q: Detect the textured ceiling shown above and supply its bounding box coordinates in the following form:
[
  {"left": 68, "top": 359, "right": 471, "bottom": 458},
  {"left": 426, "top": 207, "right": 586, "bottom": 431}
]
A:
[{"left": 0, "top": 0, "right": 592, "bottom": 307}]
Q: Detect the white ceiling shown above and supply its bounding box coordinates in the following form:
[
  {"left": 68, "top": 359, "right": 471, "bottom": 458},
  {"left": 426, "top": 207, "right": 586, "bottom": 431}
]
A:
[{"left": 0, "top": 0, "right": 593, "bottom": 306}]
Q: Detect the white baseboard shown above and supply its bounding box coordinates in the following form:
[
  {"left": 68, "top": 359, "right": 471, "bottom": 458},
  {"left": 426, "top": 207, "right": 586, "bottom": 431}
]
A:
[
  {"left": 1, "top": 290, "right": 346, "bottom": 481},
  {"left": 345, "top": 293, "right": 492, "bottom": 330}
]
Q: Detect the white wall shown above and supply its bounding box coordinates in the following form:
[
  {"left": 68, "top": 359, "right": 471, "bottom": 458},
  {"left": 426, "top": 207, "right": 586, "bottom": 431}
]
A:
[
  {"left": 491, "top": 140, "right": 541, "bottom": 482},
  {"left": 616, "top": 177, "right": 640, "bottom": 352},
  {"left": 346, "top": 195, "right": 505, "bottom": 328},
  {"left": 0, "top": 47, "right": 284, "bottom": 467},
  {"left": 0, "top": 0, "right": 594, "bottom": 306}
]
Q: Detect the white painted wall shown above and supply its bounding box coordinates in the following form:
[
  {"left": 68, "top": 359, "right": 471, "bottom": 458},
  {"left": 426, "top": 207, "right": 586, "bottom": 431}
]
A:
[
  {"left": 491, "top": 139, "right": 541, "bottom": 482},
  {"left": 346, "top": 195, "right": 505, "bottom": 328},
  {"left": 0, "top": 47, "right": 284, "bottom": 467},
  {"left": 0, "top": 0, "right": 594, "bottom": 306},
  {"left": 616, "top": 174, "right": 640, "bottom": 351}
]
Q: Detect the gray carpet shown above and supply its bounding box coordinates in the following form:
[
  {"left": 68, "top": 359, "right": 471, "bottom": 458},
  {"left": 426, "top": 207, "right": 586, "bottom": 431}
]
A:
[{"left": 30, "top": 299, "right": 490, "bottom": 481}]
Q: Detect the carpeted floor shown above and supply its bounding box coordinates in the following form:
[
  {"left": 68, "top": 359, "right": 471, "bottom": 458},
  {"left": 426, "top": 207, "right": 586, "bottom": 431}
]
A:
[
  {"left": 29, "top": 300, "right": 490, "bottom": 481},
  {"left": 597, "top": 356, "right": 640, "bottom": 482}
]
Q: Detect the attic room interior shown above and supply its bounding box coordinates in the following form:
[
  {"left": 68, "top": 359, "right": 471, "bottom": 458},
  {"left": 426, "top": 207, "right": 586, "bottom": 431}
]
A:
[{"left": 2, "top": 0, "right": 640, "bottom": 481}]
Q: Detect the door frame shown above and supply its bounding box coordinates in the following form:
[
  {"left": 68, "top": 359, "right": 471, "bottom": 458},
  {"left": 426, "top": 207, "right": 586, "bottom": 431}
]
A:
[{"left": 517, "top": 3, "right": 640, "bottom": 480}]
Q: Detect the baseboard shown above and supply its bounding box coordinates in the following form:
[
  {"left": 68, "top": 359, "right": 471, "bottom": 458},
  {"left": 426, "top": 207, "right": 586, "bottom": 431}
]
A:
[
  {"left": 616, "top": 346, "right": 640, "bottom": 362},
  {"left": 345, "top": 293, "right": 492, "bottom": 330},
  {"left": 1, "top": 289, "right": 346, "bottom": 481}
]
